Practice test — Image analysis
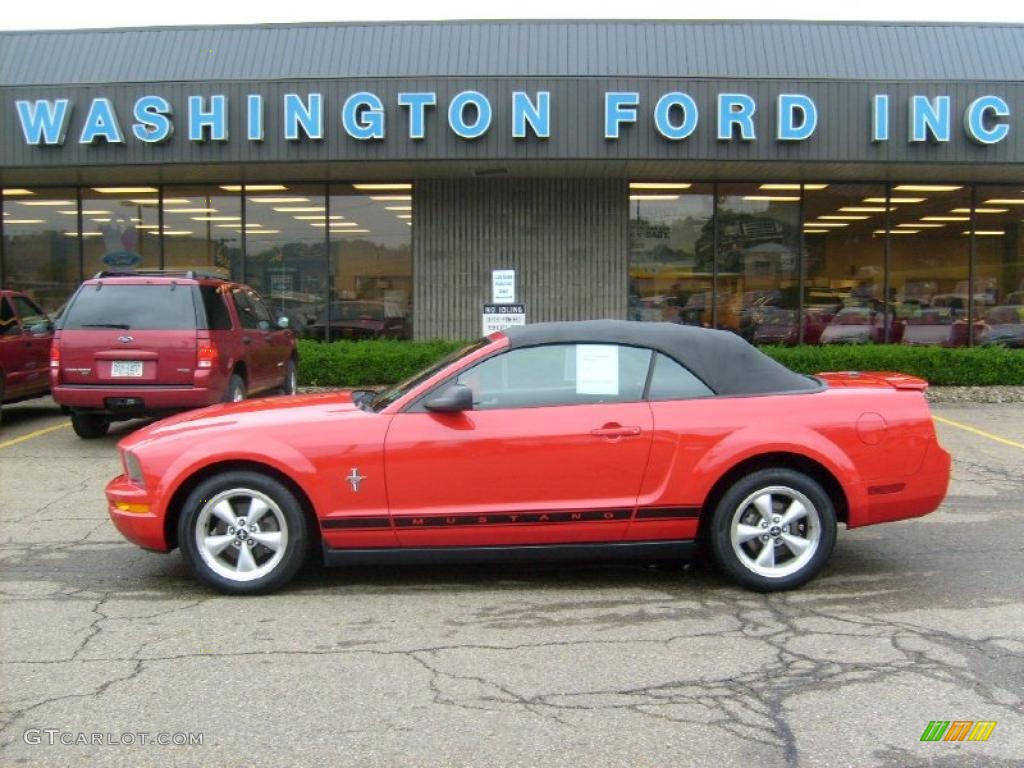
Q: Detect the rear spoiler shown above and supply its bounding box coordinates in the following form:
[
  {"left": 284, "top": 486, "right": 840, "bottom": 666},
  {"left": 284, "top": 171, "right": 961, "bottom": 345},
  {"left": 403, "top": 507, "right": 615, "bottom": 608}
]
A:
[{"left": 816, "top": 371, "right": 930, "bottom": 392}]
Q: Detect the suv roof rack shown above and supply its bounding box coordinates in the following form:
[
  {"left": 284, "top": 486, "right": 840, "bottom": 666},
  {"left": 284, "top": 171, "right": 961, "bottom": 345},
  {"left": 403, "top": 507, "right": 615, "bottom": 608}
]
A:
[{"left": 92, "top": 269, "right": 229, "bottom": 280}]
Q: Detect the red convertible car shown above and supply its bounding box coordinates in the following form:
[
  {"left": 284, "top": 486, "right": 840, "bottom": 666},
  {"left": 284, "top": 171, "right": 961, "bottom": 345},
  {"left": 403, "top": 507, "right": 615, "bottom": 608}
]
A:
[{"left": 106, "top": 321, "right": 950, "bottom": 595}]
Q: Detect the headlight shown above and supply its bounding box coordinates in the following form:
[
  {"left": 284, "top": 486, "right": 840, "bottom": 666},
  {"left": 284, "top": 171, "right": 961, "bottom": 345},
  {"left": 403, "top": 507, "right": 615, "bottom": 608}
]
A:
[{"left": 123, "top": 451, "right": 146, "bottom": 487}]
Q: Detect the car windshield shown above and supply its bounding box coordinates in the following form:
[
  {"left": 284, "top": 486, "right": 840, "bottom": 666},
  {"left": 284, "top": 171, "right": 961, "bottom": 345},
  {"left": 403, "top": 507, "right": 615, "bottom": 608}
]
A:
[
  {"left": 318, "top": 302, "right": 384, "bottom": 323},
  {"left": 369, "top": 339, "right": 490, "bottom": 412},
  {"left": 62, "top": 284, "right": 196, "bottom": 330}
]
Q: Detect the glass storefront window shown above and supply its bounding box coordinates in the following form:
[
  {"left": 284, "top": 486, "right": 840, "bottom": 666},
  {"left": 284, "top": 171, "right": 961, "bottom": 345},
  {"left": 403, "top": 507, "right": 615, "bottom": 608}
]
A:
[
  {"left": 715, "top": 183, "right": 801, "bottom": 339},
  {"left": 974, "top": 186, "right": 1024, "bottom": 348},
  {"left": 80, "top": 186, "right": 161, "bottom": 277},
  {"left": 803, "top": 184, "right": 886, "bottom": 345},
  {"left": 888, "top": 185, "right": 972, "bottom": 346},
  {"left": 161, "top": 185, "right": 242, "bottom": 276},
  {"left": 2, "top": 187, "right": 80, "bottom": 313},
  {"left": 326, "top": 184, "right": 413, "bottom": 340},
  {"left": 244, "top": 184, "right": 328, "bottom": 338},
  {"left": 628, "top": 182, "right": 714, "bottom": 327}
]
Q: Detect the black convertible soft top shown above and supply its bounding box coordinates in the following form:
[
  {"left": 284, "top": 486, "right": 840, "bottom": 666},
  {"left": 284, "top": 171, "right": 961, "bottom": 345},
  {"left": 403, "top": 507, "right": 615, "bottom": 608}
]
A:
[{"left": 502, "top": 320, "right": 821, "bottom": 396}]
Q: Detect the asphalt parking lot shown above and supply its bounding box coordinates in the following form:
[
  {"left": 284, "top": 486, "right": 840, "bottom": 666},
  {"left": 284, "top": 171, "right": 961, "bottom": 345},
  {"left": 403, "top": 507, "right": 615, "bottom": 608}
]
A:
[{"left": 1, "top": 397, "right": 1022, "bottom": 768}]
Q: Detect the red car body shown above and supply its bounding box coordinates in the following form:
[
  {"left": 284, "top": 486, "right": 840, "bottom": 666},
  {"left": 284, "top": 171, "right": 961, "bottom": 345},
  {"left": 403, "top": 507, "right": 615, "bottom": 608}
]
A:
[
  {"left": 1, "top": 290, "right": 54, "bottom": 409},
  {"left": 51, "top": 272, "right": 297, "bottom": 437},
  {"left": 105, "top": 321, "right": 950, "bottom": 594}
]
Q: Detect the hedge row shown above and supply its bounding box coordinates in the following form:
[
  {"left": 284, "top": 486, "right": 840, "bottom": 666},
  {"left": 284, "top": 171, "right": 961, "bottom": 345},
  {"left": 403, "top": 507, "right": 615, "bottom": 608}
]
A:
[
  {"left": 297, "top": 339, "right": 466, "bottom": 387},
  {"left": 761, "top": 345, "right": 1024, "bottom": 386},
  {"left": 297, "top": 338, "right": 1024, "bottom": 388}
]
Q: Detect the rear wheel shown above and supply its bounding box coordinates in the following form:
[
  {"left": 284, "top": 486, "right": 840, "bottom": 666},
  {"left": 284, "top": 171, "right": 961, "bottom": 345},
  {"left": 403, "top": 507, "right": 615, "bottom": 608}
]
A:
[
  {"left": 708, "top": 468, "right": 836, "bottom": 592},
  {"left": 223, "top": 373, "right": 246, "bottom": 403},
  {"left": 280, "top": 358, "right": 298, "bottom": 396},
  {"left": 70, "top": 411, "right": 110, "bottom": 439},
  {"left": 178, "top": 470, "right": 309, "bottom": 595}
]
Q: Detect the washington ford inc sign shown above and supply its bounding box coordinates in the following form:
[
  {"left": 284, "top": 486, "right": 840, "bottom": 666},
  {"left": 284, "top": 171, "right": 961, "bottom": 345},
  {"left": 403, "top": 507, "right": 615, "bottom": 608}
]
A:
[{"left": 12, "top": 90, "right": 1014, "bottom": 147}]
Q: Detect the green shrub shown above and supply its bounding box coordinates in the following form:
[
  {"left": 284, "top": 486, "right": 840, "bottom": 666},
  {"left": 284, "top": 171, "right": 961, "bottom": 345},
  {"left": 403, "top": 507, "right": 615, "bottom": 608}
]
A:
[
  {"left": 760, "top": 345, "right": 1024, "bottom": 386},
  {"left": 297, "top": 339, "right": 467, "bottom": 387},
  {"left": 297, "top": 338, "right": 1024, "bottom": 388}
]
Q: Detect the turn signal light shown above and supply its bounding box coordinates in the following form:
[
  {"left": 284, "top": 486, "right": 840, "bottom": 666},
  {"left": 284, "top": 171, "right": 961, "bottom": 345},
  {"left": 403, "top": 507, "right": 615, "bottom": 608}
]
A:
[{"left": 197, "top": 346, "right": 218, "bottom": 369}]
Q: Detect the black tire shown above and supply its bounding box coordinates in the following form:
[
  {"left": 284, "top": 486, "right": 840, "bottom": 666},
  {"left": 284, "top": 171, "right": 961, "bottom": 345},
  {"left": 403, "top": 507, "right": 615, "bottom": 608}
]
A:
[
  {"left": 70, "top": 411, "right": 110, "bottom": 439},
  {"left": 223, "top": 373, "right": 246, "bottom": 403},
  {"left": 178, "top": 470, "right": 309, "bottom": 595},
  {"left": 280, "top": 358, "right": 298, "bottom": 396},
  {"left": 707, "top": 467, "right": 837, "bottom": 592}
]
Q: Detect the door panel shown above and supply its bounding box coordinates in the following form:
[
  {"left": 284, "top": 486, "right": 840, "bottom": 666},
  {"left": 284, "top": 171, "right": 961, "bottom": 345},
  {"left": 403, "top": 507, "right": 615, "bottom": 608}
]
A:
[{"left": 384, "top": 402, "right": 654, "bottom": 547}]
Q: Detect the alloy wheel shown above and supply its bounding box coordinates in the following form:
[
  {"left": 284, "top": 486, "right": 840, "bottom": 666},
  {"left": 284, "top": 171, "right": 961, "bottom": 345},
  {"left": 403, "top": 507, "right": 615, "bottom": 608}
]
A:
[
  {"left": 729, "top": 485, "right": 821, "bottom": 579},
  {"left": 194, "top": 488, "right": 289, "bottom": 582}
]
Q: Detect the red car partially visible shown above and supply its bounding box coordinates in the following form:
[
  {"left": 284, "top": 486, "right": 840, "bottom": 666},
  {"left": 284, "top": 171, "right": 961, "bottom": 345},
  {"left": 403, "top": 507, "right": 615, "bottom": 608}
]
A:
[
  {"left": 1, "top": 290, "right": 54, "bottom": 419},
  {"left": 105, "top": 320, "right": 951, "bottom": 595}
]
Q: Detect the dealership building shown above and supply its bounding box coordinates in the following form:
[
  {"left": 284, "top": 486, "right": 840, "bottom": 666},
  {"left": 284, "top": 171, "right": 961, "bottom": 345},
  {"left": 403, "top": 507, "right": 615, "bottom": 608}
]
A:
[{"left": 2, "top": 20, "right": 1023, "bottom": 343}]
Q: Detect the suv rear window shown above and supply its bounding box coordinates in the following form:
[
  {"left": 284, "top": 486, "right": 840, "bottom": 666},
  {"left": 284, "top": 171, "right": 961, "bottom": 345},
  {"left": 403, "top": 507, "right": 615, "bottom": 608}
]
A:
[{"left": 62, "top": 284, "right": 197, "bottom": 331}]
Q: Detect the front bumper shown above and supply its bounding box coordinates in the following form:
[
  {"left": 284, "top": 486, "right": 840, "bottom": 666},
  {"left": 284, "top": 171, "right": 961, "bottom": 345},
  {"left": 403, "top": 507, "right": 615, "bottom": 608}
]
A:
[{"left": 105, "top": 474, "right": 170, "bottom": 551}]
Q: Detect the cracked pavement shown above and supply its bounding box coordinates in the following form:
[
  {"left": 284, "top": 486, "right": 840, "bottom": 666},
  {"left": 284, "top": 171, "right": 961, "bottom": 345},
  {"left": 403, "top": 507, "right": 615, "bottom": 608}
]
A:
[{"left": 1, "top": 398, "right": 1022, "bottom": 767}]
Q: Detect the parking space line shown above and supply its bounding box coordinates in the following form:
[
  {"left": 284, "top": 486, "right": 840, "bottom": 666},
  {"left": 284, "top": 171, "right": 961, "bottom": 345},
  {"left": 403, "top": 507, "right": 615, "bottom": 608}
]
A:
[
  {"left": 0, "top": 422, "right": 70, "bottom": 450},
  {"left": 933, "top": 415, "right": 1024, "bottom": 450}
]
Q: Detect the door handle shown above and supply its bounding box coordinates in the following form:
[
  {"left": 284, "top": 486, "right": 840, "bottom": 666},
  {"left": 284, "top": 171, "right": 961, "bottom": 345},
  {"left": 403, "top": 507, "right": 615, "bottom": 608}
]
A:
[
  {"left": 242, "top": 337, "right": 252, "bottom": 345},
  {"left": 590, "top": 425, "right": 642, "bottom": 438}
]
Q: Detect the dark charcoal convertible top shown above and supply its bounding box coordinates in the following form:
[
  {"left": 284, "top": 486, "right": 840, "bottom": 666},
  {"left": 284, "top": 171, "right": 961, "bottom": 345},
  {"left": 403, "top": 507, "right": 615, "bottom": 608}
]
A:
[{"left": 502, "top": 320, "right": 821, "bottom": 396}]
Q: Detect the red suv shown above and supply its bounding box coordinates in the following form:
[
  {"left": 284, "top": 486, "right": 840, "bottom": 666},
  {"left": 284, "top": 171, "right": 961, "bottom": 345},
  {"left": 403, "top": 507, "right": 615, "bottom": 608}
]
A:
[
  {"left": 1, "top": 290, "right": 55, "bottom": 418},
  {"left": 52, "top": 271, "right": 298, "bottom": 438}
]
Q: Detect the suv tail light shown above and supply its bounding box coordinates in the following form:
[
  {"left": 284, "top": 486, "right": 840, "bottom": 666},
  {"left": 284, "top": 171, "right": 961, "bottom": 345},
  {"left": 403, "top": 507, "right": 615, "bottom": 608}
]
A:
[
  {"left": 197, "top": 345, "right": 218, "bottom": 369},
  {"left": 50, "top": 344, "right": 60, "bottom": 369}
]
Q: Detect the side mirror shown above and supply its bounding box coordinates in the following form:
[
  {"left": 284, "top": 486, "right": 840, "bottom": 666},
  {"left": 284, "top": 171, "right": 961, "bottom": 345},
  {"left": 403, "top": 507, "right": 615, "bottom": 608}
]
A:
[
  {"left": 424, "top": 384, "right": 474, "bottom": 413},
  {"left": 276, "top": 316, "right": 290, "bottom": 330}
]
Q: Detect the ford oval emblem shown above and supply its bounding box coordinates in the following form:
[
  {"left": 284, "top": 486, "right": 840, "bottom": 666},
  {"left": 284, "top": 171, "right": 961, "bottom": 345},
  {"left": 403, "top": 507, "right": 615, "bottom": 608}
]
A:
[{"left": 118, "top": 335, "right": 134, "bottom": 343}]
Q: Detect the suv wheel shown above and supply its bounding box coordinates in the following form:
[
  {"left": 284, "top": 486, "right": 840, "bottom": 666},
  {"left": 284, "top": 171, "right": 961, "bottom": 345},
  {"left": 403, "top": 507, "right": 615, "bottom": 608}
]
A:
[
  {"left": 281, "top": 359, "right": 298, "bottom": 396},
  {"left": 178, "top": 470, "right": 309, "bottom": 595},
  {"left": 70, "top": 412, "right": 110, "bottom": 439},
  {"left": 223, "top": 373, "right": 246, "bottom": 403}
]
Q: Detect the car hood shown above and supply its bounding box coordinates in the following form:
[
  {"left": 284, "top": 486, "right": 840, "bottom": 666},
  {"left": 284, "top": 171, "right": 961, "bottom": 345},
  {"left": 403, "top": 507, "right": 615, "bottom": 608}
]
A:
[{"left": 119, "top": 391, "right": 365, "bottom": 451}]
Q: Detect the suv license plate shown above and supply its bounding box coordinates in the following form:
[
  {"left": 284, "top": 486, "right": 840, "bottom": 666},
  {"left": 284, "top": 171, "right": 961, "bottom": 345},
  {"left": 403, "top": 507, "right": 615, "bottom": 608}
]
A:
[{"left": 111, "top": 361, "right": 144, "bottom": 377}]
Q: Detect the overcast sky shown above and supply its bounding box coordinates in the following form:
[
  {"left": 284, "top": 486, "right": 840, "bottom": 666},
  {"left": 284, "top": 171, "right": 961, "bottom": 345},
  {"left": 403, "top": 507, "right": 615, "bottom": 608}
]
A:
[{"left": 1, "top": 0, "right": 1022, "bottom": 30}]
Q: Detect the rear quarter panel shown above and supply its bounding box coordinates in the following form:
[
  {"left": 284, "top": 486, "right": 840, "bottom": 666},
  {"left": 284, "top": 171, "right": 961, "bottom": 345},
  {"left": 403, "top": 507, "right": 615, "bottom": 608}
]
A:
[{"left": 638, "top": 386, "right": 941, "bottom": 535}]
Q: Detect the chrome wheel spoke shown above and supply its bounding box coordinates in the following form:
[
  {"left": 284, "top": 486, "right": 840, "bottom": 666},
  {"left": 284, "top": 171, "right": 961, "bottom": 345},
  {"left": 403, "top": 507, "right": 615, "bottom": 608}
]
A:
[
  {"left": 755, "top": 541, "right": 776, "bottom": 568},
  {"left": 751, "top": 493, "right": 775, "bottom": 524},
  {"left": 780, "top": 532, "right": 810, "bottom": 557},
  {"left": 252, "top": 531, "right": 282, "bottom": 551},
  {"left": 247, "top": 498, "right": 270, "bottom": 525},
  {"left": 735, "top": 524, "right": 764, "bottom": 544},
  {"left": 779, "top": 499, "right": 808, "bottom": 527},
  {"left": 203, "top": 534, "right": 235, "bottom": 558},
  {"left": 236, "top": 542, "right": 258, "bottom": 573},
  {"left": 211, "top": 500, "right": 238, "bottom": 528}
]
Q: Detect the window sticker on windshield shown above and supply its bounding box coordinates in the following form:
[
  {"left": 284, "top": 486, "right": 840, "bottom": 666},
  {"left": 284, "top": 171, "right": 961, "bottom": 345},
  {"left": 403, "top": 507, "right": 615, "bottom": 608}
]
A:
[{"left": 576, "top": 344, "right": 619, "bottom": 395}]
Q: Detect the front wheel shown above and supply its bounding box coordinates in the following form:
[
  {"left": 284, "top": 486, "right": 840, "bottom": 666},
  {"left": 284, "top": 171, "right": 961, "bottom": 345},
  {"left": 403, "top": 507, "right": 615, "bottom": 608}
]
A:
[
  {"left": 70, "top": 412, "right": 110, "bottom": 439},
  {"left": 178, "top": 471, "right": 309, "bottom": 595},
  {"left": 708, "top": 468, "right": 837, "bottom": 592}
]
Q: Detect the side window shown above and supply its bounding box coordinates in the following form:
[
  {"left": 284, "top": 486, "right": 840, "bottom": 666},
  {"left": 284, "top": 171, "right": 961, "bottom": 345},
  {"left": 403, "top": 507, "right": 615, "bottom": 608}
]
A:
[
  {"left": 200, "top": 286, "right": 233, "bottom": 331},
  {"left": 231, "top": 289, "right": 261, "bottom": 330},
  {"left": 11, "top": 296, "right": 47, "bottom": 328},
  {"left": 647, "top": 353, "right": 714, "bottom": 400},
  {"left": 453, "top": 344, "right": 651, "bottom": 410},
  {"left": 248, "top": 292, "right": 274, "bottom": 330},
  {"left": 1, "top": 298, "right": 19, "bottom": 336}
]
